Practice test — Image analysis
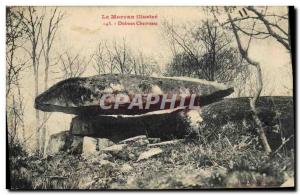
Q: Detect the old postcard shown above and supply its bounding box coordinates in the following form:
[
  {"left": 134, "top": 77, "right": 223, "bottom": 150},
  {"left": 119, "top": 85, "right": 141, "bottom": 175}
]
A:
[{"left": 6, "top": 6, "right": 295, "bottom": 190}]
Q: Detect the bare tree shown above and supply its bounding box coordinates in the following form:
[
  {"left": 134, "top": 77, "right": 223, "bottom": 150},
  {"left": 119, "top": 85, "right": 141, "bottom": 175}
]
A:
[
  {"left": 42, "top": 7, "right": 64, "bottom": 92},
  {"left": 19, "top": 7, "right": 45, "bottom": 153},
  {"left": 210, "top": 6, "right": 291, "bottom": 154},
  {"left": 224, "top": 7, "right": 272, "bottom": 154},
  {"left": 163, "top": 21, "right": 202, "bottom": 77},
  {"left": 7, "top": 91, "right": 25, "bottom": 146},
  {"left": 105, "top": 42, "right": 117, "bottom": 74},
  {"left": 206, "top": 6, "right": 292, "bottom": 154},
  {"left": 246, "top": 6, "right": 292, "bottom": 68},
  {"left": 40, "top": 7, "right": 64, "bottom": 155},
  {"left": 132, "top": 51, "right": 159, "bottom": 76},
  {"left": 6, "top": 7, "right": 27, "bottom": 147},
  {"left": 112, "top": 38, "right": 133, "bottom": 74},
  {"left": 6, "top": 7, "right": 27, "bottom": 97},
  {"left": 59, "top": 51, "right": 91, "bottom": 79},
  {"left": 93, "top": 39, "right": 160, "bottom": 76},
  {"left": 220, "top": 6, "right": 291, "bottom": 60},
  {"left": 92, "top": 40, "right": 117, "bottom": 74},
  {"left": 163, "top": 19, "right": 248, "bottom": 84},
  {"left": 93, "top": 41, "right": 107, "bottom": 74}
]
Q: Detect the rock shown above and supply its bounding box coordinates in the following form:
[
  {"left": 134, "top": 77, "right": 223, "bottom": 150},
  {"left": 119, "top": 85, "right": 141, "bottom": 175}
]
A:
[
  {"left": 119, "top": 135, "right": 146, "bottom": 143},
  {"left": 102, "top": 144, "right": 131, "bottom": 160},
  {"left": 44, "top": 131, "right": 111, "bottom": 156},
  {"left": 82, "top": 137, "right": 114, "bottom": 156},
  {"left": 70, "top": 111, "right": 190, "bottom": 142},
  {"left": 35, "top": 74, "right": 233, "bottom": 115},
  {"left": 102, "top": 144, "right": 127, "bottom": 153},
  {"left": 98, "top": 138, "right": 114, "bottom": 150},
  {"left": 82, "top": 137, "right": 98, "bottom": 155},
  {"left": 148, "top": 140, "right": 182, "bottom": 147},
  {"left": 120, "top": 163, "right": 133, "bottom": 173},
  {"left": 46, "top": 131, "right": 69, "bottom": 156},
  {"left": 199, "top": 96, "right": 294, "bottom": 150},
  {"left": 137, "top": 147, "right": 163, "bottom": 161},
  {"left": 119, "top": 135, "right": 149, "bottom": 147}
]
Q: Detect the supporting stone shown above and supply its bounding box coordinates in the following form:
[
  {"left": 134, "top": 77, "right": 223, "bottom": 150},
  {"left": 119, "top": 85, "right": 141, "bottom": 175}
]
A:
[
  {"left": 70, "top": 110, "right": 191, "bottom": 142},
  {"left": 46, "top": 131, "right": 83, "bottom": 155},
  {"left": 82, "top": 137, "right": 98, "bottom": 155},
  {"left": 46, "top": 131, "right": 69, "bottom": 156}
]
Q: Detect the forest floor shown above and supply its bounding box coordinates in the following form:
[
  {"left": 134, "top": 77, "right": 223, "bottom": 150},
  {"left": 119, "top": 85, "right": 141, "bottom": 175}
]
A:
[
  {"left": 8, "top": 96, "right": 295, "bottom": 190},
  {"left": 9, "top": 136, "right": 294, "bottom": 190}
]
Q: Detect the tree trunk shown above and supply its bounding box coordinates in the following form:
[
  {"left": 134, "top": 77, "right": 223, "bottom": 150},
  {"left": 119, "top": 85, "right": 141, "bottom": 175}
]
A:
[
  {"left": 226, "top": 8, "right": 272, "bottom": 154},
  {"left": 34, "top": 68, "right": 40, "bottom": 154},
  {"left": 41, "top": 50, "right": 50, "bottom": 156}
]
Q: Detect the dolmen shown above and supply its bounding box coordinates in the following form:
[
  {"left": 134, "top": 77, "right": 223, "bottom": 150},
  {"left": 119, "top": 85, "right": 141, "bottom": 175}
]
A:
[{"left": 35, "top": 74, "right": 234, "bottom": 154}]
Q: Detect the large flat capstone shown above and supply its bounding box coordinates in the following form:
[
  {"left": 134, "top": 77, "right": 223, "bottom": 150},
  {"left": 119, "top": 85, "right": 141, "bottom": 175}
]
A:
[{"left": 35, "top": 74, "right": 233, "bottom": 115}]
